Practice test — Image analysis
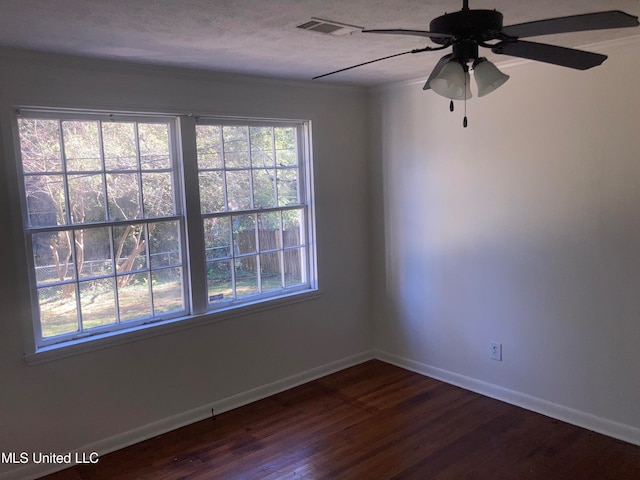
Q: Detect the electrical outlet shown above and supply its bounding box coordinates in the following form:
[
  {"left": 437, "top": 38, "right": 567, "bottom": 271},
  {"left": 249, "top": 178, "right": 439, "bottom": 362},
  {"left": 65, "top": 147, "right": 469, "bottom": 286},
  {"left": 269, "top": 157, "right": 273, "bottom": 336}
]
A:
[{"left": 490, "top": 342, "right": 502, "bottom": 361}]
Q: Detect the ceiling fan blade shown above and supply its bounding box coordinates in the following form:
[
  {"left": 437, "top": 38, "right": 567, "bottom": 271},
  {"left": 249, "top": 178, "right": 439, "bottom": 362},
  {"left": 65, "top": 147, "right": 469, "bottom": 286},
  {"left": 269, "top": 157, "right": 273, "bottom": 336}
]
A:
[
  {"left": 423, "top": 54, "right": 453, "bottom": 90},
  {"left": 363, "top": 29, "right": 455, "bottom": 40},
  {"left": 501, "top": 10, "right": 639, "bottom": 39},
  {"left": 493, "top": 41, "right": 607, "bottom": 70},
  {"left": 313, "top": 47, "right": 432, "bottom": 80}
]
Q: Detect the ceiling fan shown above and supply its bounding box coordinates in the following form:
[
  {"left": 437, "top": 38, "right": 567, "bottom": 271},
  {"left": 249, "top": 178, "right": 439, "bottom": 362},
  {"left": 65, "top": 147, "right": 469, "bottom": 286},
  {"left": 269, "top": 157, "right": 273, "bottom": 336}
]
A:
[{"left": 313, "top": 0, "right": 638, "bottom": 125}]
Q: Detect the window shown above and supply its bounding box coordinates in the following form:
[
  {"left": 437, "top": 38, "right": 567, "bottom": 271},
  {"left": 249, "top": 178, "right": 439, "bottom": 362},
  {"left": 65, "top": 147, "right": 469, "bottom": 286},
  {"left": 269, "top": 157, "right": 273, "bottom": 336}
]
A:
[
  {"left": 196, "top": 122, "right": 310, "bottom": 304},
  {"left": 15, "top": 110, "right": 316, "bottom": 352}
]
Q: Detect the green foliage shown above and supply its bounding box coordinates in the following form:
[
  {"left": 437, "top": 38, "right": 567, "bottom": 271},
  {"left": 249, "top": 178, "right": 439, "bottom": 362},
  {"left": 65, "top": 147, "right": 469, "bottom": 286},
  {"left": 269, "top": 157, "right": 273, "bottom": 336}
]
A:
[
  {"left": 103, "top": 122, "right": 137, "bottom": 169},
  {"left": 196, "top": 124, "right": 300, "bottom": 213},
  {"left": 138, "top": 123, "right": 170, "bottom": 169},
  {"left": 196, "top": 125, "right": 222, "bottom": 169},
  {"left": 18, "top": 119, "right": 62, "bottom": 172},
  {"left": 274, "top": 127, "right": 297, "bottom": 166}
]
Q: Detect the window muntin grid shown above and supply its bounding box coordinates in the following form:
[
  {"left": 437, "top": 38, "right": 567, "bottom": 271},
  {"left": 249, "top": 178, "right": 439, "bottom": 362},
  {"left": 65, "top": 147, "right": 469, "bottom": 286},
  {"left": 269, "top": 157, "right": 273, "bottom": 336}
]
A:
[
  {"left": 18, "top": 115, "right": 186, "bottom": 346},
  {"left": 196, "top": 123, "right": 310, "bottom": 306}
]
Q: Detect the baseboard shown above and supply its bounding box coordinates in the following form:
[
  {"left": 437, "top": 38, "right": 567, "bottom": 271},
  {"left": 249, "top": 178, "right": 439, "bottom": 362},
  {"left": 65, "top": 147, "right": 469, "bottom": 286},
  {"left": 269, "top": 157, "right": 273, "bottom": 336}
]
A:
[
  {"left": 0, "top": 350, "right": 375, "bottom": 480},
  {"left": 374, "top": 350, "right": 640, "bottom": 447}
]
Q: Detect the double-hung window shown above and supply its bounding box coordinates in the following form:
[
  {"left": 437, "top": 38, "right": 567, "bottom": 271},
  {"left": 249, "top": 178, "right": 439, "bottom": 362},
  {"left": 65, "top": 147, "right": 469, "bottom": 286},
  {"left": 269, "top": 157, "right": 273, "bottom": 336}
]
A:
[
  {"left": 196, "top": 121, "right": 312, "bottom": 305},
  {"left": 15, "top": 109, "right": 316, "bottom": 353}
]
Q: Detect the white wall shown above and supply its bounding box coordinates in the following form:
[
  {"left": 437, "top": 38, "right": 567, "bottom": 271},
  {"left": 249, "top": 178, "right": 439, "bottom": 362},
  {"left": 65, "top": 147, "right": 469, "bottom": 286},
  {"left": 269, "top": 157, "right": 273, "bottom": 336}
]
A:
[
  {"left": 3, "top": 33, "right": 640, "bottom": 479},
  {"left": 371, "top": 38, "right": 640, "bottom": 443},
  {"left": 0, "top": 50, "right": 372, "bottom": 478}
]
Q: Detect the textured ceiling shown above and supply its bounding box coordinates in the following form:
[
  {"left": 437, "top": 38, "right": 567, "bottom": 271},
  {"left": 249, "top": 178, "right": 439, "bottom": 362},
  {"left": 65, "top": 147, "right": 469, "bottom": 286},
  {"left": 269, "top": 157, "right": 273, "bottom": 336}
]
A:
[{"left": 0, "top": 0, "right": 638, "bottom": 86}]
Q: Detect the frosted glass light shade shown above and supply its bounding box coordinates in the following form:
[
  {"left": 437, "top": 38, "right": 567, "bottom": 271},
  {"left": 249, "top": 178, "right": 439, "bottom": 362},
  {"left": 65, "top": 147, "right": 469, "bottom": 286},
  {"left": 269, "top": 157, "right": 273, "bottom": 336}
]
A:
[
  {"left": 474, "top": 59, "right": 509, "bottom": 97},
  {"left": 430, "top": 61, "right": 472, "bottom": 100}
]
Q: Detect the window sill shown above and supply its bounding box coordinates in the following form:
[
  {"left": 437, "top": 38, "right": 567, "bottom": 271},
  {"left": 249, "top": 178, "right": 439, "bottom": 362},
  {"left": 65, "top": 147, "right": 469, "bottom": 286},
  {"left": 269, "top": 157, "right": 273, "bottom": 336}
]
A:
[{"left": 24, "top": 289, "right": 321, "bottom": 365}]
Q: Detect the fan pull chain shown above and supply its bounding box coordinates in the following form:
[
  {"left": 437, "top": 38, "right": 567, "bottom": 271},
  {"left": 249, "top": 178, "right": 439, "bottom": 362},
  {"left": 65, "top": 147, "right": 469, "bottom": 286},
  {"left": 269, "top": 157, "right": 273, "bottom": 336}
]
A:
[{"left": 463, "top": 70, "right": 468, "bottom": 128}]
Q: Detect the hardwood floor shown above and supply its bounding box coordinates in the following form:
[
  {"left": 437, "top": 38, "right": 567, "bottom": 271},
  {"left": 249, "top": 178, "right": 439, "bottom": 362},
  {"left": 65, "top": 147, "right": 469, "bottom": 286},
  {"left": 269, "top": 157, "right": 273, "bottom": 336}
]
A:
[{"left": 41, "top": 360, "right": 639, "bottom": 479}]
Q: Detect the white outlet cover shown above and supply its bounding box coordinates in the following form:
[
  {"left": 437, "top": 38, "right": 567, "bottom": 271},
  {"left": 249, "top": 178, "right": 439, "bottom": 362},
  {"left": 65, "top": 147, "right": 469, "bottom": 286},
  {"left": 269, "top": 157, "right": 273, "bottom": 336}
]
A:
[{"left": 490, "top": 342, "right": 502, "bottom": 361}]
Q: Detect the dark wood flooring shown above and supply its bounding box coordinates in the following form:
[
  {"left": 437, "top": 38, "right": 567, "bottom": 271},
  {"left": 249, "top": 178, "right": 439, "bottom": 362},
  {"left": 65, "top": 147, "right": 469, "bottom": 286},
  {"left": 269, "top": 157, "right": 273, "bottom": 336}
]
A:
[{"left": 41, "top": 360, "right": 639, "bottom": 479}]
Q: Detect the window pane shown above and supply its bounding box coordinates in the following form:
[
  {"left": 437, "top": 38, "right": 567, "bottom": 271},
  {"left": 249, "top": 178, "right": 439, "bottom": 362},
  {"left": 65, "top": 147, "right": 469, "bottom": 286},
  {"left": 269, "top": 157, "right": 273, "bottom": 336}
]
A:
[
  {"left": 107, "top": 173, "right": 141, "bottom": 220},
  {"left": 142, "top": 172, "right": 174, "bottom": 217},
  {"left": 250, "top": 127, "right": 274, "bottom": 167},
  {"left": 277, "top": 168, "right": 299, "bottom": 206},
  {"left": 79, "top": 279, "right": 117, "bottom": 330},
  {"left": 103, "top": 122, "right": 137, "bottom": 171},
  {"left": 77, "top": 227, "right": 112, "bottom": 278},
  {"left": 204, "top": 217, "right": 231, "bottom": 260},
  {"left": 19, "top": 119, "right": 62, "bottom": 173},
  {"left": 19, "top": 113, "right": 193, "bottom": 347},
  {"left": 117, "top": 272, "right": 152, "bottom": 321},
  {"left": 62, "top": 121, "right": 101, "bottom": 171},
  {"left": 113, "top": 224, "right": 148, "bottom": 273},
  {"left": 260, "top": 252, "right": 282, "bottom": 292},
  {"left": 25, "top": 175, "right": 66, "bottom": 227},
  {"left": 196, "top": 125, "right": 222, "bottom": 170},
  {"left": 235, "top": 257, "right": 258, "bottom": 298},
  {"left": 258, "top": 212, "right": 280, "bottom": 251},
  {"left": 32, "top": 230, "right": 76, "bottom": 283},
  {"left": 284, "top": 248, "right": 304, "bottom": 287},
  {"left": 282, "top": 209, "right": 304, "bottom": 247},
  {"left": 252, "top": 169, "right": 276, "bottom": 208},
  {"left": 226, "top": 170, "right": 251, "bottom": 210},
  {"left": 274, "top": 127, "right": 297, "bottom": 166},
  {"left": 207, "top": 260, "right": 232, "bottom": 303},
  {"left": 226, "top": 153, "right": 249, "bottom": 169},
  {"left": 149, "top": 220, "right": 181, "bottom": 268},
  {"left": 151, "top": 267, "right": 184, "bottom": 314},
  {"left": 39, "top": 285, "right": 78, "bottom": 337},
  {"left": 138, "top": 123, "right": 171, "bottom": 169},
  {"left": 68, "top": 173, "right": 106, "bottom": 223},
  {"left": 233, "top": 214, "right": 256, "bottom": 255},
  {"left": 32, "top": 232, "right": 61, "bottom": 285},
  {"left": 222, "top": 126, "right": 249, "bottom": 168},
  {"left": 198, "top": 171, "right": 225, "bottom": 214}
]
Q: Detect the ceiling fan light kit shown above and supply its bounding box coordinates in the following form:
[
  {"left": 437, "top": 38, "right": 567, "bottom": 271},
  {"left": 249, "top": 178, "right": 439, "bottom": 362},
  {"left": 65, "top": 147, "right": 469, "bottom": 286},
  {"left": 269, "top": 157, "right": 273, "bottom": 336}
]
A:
[
  {"left": 473, "top": 58, "right": 510, "bottom": 97},
  {"left": 430, "top": 60, "right": 472, "bottom": 100},
  {"left": 428, "top": 57, "right": 509, "bottom": 100},
  {"left": 313, "top": 0, "right": 639, "bottom": 127}
]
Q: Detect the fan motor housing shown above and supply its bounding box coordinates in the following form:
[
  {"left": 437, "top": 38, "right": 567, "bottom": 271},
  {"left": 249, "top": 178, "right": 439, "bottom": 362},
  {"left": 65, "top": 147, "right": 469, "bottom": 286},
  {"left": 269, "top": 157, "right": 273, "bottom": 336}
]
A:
[{"left": 430, "top": 9, "right": 504, "bottom": 44}]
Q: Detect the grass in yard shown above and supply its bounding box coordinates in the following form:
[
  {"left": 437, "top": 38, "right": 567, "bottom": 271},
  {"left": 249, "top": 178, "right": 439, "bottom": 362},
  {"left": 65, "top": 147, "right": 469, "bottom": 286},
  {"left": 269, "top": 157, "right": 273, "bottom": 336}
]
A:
[
  {"left": 39, "top": 281, "right": 183, "bottom": 338},
  {"left": 40, "top": 273, "right": 302, "bottom": 337}
]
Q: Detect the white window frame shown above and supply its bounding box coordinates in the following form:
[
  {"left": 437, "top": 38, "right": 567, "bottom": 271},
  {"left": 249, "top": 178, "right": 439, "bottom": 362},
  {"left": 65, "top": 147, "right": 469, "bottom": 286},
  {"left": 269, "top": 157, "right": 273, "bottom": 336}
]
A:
[
  {"left": 192, "top": 117, "right": 314, "bottom": 311},
  {"left": 13, "top": 108, "right": 318, "bottom": 361}
]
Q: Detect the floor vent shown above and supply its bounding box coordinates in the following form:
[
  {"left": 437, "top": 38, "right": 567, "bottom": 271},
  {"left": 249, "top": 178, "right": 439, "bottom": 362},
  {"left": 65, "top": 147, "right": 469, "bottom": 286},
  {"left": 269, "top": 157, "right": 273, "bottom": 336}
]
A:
[{"left": 297, "top": 18, "right": 362, "bottom": 36}]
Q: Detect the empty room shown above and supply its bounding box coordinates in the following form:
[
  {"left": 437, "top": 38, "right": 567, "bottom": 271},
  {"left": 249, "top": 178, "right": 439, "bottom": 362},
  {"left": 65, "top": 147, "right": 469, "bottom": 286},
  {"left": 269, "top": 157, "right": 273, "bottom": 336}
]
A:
[{"left": 0, "top": 1, "right": 639, "bottom": 479}]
